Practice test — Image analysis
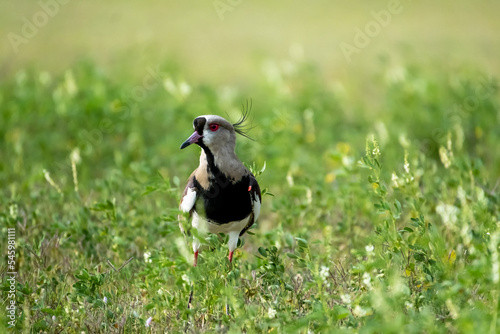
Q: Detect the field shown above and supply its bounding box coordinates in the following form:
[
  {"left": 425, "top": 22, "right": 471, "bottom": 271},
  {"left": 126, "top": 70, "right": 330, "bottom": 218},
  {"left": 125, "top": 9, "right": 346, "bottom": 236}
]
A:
[{"left": 1, "top": 1, "right": 500, "bottom": 333}]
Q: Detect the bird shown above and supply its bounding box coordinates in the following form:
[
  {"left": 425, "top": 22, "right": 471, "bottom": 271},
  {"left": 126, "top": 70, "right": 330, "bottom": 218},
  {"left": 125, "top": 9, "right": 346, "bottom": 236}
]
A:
[{"left": 179, "top": 113, "right": 261, "bottom": 266}]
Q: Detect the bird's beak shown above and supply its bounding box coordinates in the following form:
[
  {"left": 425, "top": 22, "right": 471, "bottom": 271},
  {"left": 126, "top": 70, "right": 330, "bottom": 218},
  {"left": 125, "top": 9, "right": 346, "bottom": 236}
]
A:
[{"left": 180, "top": 131, "right": 202, "bottom": 149}]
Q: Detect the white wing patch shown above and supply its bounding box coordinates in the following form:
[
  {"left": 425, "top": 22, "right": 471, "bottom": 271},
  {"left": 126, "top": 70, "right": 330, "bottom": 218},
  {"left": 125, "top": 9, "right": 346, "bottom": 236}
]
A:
[
  {"left": 252, "top": 196, "right": 261, "bottom": 222},
  {"left": 180, "top": 188, "right": 197, "bottom": 213}
]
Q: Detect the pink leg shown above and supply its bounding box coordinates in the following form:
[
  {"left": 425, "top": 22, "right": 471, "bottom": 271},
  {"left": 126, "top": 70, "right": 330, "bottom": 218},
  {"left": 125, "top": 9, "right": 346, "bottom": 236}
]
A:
[
  {"left": 194, "top": 250, "right": 199, "bottom": 267},
  {"left": 228, "top": 251, "right": 234, "bottom": 263}
]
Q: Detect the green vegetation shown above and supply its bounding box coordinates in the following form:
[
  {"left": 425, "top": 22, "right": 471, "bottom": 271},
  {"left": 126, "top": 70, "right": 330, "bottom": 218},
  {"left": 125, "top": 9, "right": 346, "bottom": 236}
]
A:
[{"left": 1, "top": 58, "right": 499, "bottom": 333}]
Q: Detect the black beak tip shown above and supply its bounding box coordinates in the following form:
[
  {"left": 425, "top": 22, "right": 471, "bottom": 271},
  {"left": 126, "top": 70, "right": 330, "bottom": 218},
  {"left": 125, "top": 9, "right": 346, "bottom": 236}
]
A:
[{"left": 180, "top": 141, "right": 191, "bottom": 149}]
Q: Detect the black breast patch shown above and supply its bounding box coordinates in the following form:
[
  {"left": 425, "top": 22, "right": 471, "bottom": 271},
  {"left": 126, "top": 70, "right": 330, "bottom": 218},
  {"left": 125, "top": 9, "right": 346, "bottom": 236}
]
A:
[{"left": 193, "top": 174, "right": 252, "bottom": 224}]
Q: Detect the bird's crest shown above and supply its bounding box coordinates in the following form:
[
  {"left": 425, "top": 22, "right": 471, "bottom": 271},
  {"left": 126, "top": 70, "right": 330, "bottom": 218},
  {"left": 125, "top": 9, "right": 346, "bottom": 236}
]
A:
[{"left": 232, "top": 100, "right": 255, "bottom": 141}]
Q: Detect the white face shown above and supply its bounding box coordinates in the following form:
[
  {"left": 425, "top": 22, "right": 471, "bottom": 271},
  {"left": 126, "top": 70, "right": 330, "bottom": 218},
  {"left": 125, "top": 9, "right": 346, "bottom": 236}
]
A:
[{"left": 181, "top": 115, "right": 237, "bottom": 152}]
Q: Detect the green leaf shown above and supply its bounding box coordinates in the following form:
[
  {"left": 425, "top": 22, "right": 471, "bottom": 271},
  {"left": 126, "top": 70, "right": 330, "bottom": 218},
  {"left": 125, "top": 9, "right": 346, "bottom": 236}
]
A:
[
  {"left": 40, "top": 308, "right": 54, "bottom": 315},
  {"left": 295, "top": 237, "right": 308, "bottom": 247},
  {"left": 413, "top": 252, "right": 426, "bottom": 262},
  {"left": 394, "top": 199, "right": 402, "bottom": 212},
  {"left": 334, "top": 306, "right": 350, "bottom": 319},
  {"left": 258, "top": 247, "right": 268, "bottom": 257}
]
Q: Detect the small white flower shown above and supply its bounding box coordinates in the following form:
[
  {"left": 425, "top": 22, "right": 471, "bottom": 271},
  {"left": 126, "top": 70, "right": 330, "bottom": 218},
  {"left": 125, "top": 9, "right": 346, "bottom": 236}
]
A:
[
  {"left": 352, "top": 305, "right": 369, "bottom": 317},
  {"left": 405, "top": 301, "right": 414, "bottom": 309},
  {"left": 52, "top": 315, "right": 56, "bottom": 322},
  {"left": 319, "top": 266, "right": 330, "bottom": 287},
  {"left": 145, "top": 316, "right": 153, "bottom": 327},
  {"left": 342, "top": 155, "right": 354, "bottom": 167},
  {"left": 392, "top": 173, "right": 400, "bottom": 188},
  {"left": 143, "top": 251, "right": 152, "bottom": 263},
  {"left": 268, "top": 307, "right": 277, "bottom": 319},
  {"left": 439, "top": 146, "right": 452, "bottom": 168},
  {"left": 182, "top": 274, "right": 190, "bottom": 284},
  {"left": 319, "top": 266, "right": 329, "bottom": 280},
  {"left": 403, "top": 151, "right": 413, "bottom": 183},
  {"left": 404, "top": 161, "right": 410, "bottom": 174},
  {"left": 365, "top": 244, "right": 374, "bottom": 255},
  {"left": 362, "top": 272, "right": 372, "bottom": 289},
  {"left": 436, "top": 203, "right": 459, "bottom": 227},
  {"left": 103, "top": 296, "right": 107, "bottom": 304},
  {"left": 70, "top": 148, "right": 81, "bottom": 164},
  {"left": 157, "top": 288, "right": 164, "bottom": 295},
  {"left": 340, "top": 294, "right": 351, "bottom": 306}
]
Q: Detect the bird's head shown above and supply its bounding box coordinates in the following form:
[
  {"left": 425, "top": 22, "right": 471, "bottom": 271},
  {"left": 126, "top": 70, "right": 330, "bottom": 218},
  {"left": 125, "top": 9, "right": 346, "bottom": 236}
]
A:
[{"left": 180, "top": 114, "right": 252, "bottom": 153}]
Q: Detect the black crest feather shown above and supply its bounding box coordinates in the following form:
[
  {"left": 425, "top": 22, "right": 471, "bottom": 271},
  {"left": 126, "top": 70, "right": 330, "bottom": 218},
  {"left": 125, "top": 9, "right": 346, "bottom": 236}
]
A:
[{"left": 232, "top": 99, "right": 255, "bottom": 141}]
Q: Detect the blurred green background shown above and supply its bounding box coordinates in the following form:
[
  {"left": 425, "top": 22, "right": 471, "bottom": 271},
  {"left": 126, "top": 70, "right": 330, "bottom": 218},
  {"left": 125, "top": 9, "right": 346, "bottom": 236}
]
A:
[
  {"left": 2, "top": 0, "right": 500, "bottom": 85},
  {"left": 1, "top": 1, "right": 500, "bottom": 333}
]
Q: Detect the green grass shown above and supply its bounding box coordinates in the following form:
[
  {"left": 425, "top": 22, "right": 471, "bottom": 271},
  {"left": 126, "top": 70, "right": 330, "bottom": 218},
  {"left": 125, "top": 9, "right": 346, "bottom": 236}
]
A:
[{"left": 1, "top": 58, "right": 499, "bottom": 333}]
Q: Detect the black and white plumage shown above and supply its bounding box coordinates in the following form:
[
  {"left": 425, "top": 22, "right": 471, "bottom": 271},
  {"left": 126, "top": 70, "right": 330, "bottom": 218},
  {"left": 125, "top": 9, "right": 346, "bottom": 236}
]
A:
[{"left": 179, "top": 115, "right": 261, "bottom": 266}]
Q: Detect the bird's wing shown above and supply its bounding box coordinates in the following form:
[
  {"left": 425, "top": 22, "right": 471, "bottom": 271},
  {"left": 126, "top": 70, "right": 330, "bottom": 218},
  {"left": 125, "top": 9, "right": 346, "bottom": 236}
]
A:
[
  {"left": 178, "top": 171, "right": 198, "bottom": 236},
  {"left": 239, "top": 174, "right": 261, "bottom": 237}
]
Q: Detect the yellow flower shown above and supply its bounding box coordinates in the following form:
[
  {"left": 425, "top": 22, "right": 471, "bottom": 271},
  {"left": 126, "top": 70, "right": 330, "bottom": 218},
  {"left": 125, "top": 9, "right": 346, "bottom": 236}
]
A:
[
  {"left": 325, "top": 173, "right": 336, "bottom": 183},
  {"left": 336, "top": 142, "right": 351, "bottom": 155}
]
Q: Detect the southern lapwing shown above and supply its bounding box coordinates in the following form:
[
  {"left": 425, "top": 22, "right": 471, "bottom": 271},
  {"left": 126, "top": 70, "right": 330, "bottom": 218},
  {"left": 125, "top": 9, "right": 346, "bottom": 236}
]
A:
[{"left": 179, "top": 114, "right": 261, "bottom": 266}]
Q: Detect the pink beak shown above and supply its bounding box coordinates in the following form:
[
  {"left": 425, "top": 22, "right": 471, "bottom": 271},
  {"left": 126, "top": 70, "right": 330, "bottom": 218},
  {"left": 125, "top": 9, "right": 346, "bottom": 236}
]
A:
[{"left": 180, "top": 131, "right": 202, "bottom": 149}]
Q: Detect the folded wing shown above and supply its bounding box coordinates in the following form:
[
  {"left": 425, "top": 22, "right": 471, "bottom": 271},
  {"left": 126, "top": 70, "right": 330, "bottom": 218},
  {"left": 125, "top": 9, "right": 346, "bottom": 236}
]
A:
[{"left": 239, "top": 174, "right": 261, "bottom": 237}]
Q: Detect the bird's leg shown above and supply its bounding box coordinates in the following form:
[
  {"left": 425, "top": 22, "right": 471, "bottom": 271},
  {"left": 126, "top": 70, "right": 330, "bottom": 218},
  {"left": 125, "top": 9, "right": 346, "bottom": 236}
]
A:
[
  {"left": 227, "top": 232, "right": 239, "bottom": 265},
  {"left": 185, "top": 283, "right": 194, "bottom": 332},
  {"left": 193, "top": 250, "right": 199, "bottom": 267},
  {"left": 187, "top": 284, "right": 194, "bottom": 309},
  {"left": 193, "top": 237, "right": 201, "bottom": 267},
  {"left": 225, "top": 250, "right": 235, "bottom": 315}
]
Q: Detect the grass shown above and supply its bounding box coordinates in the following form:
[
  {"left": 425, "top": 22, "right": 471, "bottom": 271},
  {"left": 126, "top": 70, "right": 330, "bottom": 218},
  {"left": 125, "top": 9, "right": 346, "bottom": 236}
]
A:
[{"left": 0, "top": 57, "right": 499, "bottom": 333}]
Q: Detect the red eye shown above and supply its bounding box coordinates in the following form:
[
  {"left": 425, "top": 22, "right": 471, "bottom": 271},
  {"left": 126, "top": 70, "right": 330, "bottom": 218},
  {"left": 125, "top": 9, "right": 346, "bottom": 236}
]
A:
[{"left": 209, "top": 123, "right": 219, "bottom": 132}]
